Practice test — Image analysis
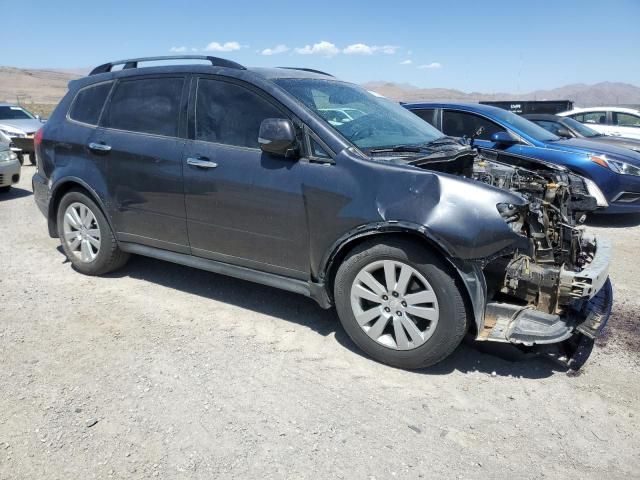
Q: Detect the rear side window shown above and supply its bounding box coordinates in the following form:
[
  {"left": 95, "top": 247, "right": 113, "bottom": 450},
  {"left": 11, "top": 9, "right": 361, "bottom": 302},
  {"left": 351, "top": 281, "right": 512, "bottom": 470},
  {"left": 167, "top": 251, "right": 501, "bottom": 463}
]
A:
[
  {"left": 104, "top": 77, "right": 184, "bottom": 136},
  {"left": 195, "top": 79, "right": 284, "bottom": 148},
  {"left": 69, "top": 82, "right": 113, "bottom": 125},
  {"left": 412, "top": 109, "right": 438, "bottom": 128},
  {"left": 613, "top": 112, "right": 640, "bottom": 128},
  {"left": 442, "top": 110, "right": 504, "bottom": 140}
]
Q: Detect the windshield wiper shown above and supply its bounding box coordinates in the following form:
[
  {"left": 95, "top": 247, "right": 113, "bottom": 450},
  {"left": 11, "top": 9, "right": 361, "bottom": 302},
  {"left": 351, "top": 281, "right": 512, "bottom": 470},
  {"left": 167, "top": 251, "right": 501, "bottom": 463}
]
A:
[
  {"left": 368, "top": 145, "right": 422, "bottom": 154},
  {"left": 422, "top": 136, "right": 461, "bottom": 147}
]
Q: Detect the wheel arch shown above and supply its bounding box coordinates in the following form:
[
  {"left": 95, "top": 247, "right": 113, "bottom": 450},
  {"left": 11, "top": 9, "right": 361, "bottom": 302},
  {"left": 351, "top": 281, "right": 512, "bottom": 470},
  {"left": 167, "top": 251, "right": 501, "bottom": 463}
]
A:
[
  {"left": 319, "top": 222, "right": 486, "bottom": 335},
  {"left": 48, "top": 178, "right": 114, "bottom": 239}
]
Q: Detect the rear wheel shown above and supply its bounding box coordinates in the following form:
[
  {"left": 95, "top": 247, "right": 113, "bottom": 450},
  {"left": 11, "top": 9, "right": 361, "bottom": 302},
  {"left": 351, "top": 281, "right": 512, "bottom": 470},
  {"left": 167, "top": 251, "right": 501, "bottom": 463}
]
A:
[
  {"left": 57, "top": 190, "right": 129, "bottom": 275},
  {"left": 334, "top": 239, "right": 468, "bottom": 369}
]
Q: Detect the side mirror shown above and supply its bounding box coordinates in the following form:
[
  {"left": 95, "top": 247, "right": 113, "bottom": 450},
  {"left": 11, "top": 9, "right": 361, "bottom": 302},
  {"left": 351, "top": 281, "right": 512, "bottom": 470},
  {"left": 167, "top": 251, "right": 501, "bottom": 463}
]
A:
[
  {"left": 258, "top": 118, "right": 297, "bottom": 157},
  {"left": 555, "top": 127, "right": 572, "bottom": 138},
  {"left": 491, "top": 130, "right": 520, "bottom": 146}
]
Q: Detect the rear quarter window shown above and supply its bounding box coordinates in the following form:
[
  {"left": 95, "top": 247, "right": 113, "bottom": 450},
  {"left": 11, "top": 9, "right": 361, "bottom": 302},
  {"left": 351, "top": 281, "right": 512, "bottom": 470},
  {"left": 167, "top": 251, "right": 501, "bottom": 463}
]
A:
[{"left": 68, "top": 82, "right": 113, "bottom": 125}]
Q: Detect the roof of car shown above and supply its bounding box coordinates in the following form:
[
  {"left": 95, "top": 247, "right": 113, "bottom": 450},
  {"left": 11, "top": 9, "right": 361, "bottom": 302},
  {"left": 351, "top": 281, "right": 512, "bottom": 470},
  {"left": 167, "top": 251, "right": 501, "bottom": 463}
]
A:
[
  {"left": 71, "top": 62, "right": 340, "bottom": 91},
  {"left": 522, "top": 113, "right": 564, "bottom": 121},
  {"left": 558, "top": 106, "right": 640, "bottom": 115},
  {"left": 404, "top": 102, "right": 507, "bottom": 115}
]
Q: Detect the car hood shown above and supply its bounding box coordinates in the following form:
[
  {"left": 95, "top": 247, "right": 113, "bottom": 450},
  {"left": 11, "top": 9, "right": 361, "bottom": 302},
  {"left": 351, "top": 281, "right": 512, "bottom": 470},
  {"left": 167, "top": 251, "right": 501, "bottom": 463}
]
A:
[
  {"left": 0, "top": 119, "right": 42, "bottom": 134},
  {"left": 586, "top": 135, "right": 640, "bottom": 152},
  {"left": 546, "top": 137, "right": 640, "bottom": 165}
]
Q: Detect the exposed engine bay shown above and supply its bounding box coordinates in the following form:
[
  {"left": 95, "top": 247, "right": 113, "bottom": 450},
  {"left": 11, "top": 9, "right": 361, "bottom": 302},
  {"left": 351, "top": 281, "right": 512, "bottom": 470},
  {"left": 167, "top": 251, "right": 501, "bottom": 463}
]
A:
[{"left": 406, "top": 145, "right": 613, "bottom": 369}]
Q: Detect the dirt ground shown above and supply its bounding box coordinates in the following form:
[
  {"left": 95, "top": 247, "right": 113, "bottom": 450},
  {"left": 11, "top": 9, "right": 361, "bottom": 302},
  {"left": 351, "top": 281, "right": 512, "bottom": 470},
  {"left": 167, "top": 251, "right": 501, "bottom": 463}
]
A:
[{"left": 1, "top": 167, "right": 639, "bottom": 480}]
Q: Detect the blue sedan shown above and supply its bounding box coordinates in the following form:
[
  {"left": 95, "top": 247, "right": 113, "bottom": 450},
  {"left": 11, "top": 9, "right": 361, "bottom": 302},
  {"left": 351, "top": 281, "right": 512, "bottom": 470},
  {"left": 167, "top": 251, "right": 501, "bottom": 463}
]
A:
[{"left": 404, "top": 102, "right": 640, "bottom": 213}]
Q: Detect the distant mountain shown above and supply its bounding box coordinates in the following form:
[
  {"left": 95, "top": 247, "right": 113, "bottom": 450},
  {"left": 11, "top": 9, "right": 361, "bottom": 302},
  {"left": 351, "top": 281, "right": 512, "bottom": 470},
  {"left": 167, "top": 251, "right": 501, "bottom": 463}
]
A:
[
  {"left": 0, "top": 67, "right": 82, "bottom": 104},
  {"left": 1, "top": 67, "right": 638, "bottom": 109},
  {"left": 363, "top": 81, "right": 640, "bottom": 107}
]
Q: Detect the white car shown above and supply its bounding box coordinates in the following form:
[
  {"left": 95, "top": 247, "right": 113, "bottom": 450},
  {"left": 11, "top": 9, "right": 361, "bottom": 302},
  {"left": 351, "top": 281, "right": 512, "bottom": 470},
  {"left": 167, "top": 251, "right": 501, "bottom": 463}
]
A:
[{"left": 558, "top": 107, "right": 640, "bottom": 140}]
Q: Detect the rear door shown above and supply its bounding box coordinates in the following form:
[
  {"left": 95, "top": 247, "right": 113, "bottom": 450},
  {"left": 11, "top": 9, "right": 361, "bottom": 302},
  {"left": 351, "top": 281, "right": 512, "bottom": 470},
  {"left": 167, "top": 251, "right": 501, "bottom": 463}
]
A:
[
  {"left": 95, "top": 75, "right": 190, "bottom": 253},
  {"left": 183, "top": 76, "right": 309, "bottom": 278}
]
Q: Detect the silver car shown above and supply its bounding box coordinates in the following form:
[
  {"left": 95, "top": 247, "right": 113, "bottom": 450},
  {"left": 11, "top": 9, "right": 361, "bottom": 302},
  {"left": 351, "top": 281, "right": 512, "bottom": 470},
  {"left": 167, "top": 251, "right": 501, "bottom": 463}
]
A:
[
  {"left": 0, "top": 143, "right": 20, "bottom": 192},
  {"left": 0, "top": 103, "right": 44, "bottom": 165}
]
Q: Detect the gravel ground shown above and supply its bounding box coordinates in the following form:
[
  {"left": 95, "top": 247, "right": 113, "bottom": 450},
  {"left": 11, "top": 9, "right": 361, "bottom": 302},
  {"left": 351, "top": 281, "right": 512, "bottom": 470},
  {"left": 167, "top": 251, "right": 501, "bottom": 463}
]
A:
[{"left": 1, "top": 167, "right": 639, "bottom": 479}]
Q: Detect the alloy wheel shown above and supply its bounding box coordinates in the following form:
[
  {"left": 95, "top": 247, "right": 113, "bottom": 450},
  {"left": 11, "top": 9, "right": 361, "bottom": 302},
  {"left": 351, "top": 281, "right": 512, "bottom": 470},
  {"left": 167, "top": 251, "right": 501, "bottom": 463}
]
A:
[
  {"left": 62, "top": 202, "right": 101, "bottom": 263},
  {"left": 350, "top": 260, "right": 439, "bottom": 350}
]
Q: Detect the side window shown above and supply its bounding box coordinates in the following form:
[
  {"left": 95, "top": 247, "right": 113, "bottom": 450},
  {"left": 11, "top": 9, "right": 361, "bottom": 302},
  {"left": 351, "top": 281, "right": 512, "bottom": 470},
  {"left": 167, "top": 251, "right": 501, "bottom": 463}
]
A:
[
  {"left": 412, "top": 109, "right": 438, "bottom": 128},
  {"left": 442, "top": 110, "right": 504, "bottom": 140},
  {"left": 535, "top": 120, "right": 564, "bottom": 135},
  {"left": 310, "top": 138, "right": 331, "bottom": 159},
  {"left": 613, "top": 112, "right": 640, "bottom": 128},
  {"left": 69, "top": 82, "right": 113, "bottom": 125},
  {"left": 104, "top": 77, "right": 184, "bottom": 136},
  {"left": 579, "top": 111, "right": 607, "bottom": 125},
  {"left": 195, "top": 79, "right": 285, "bottom": 148}
]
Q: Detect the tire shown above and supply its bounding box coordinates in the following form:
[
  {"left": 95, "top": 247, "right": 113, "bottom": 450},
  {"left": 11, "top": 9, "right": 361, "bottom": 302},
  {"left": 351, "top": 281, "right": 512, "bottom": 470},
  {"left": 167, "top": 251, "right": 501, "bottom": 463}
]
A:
[
  {"left": 56, "top": 190, "right": 129, "bottom": 275},
  {"left": 334, "top": 238, "right": 468, "bottom": 369}
]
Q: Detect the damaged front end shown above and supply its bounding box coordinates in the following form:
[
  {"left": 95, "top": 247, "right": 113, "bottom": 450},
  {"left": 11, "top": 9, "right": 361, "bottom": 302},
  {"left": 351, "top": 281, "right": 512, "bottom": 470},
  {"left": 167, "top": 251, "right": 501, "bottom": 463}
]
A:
[{"left": 471, "top": 152, "right": 613, "bottom": 369}]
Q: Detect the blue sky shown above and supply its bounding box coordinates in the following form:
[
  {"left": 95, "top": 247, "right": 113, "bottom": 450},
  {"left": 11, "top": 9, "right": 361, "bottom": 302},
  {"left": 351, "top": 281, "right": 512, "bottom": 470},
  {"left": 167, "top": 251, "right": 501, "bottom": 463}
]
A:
[{"left": 5, "top": 0, "right": 639, "bottom": 92}]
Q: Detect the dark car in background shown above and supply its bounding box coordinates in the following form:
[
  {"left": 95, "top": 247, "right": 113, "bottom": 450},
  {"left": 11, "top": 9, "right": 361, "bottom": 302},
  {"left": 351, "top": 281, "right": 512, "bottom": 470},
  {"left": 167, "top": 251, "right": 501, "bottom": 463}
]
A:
[
  {"left": 405, "top": 102, "right": 640, "bottom": 213},
  {"left": 524, "top": 113, "right": 640, "bottom": 153},
  {"left": 480, "top": 100, "right": 573, "bottom": 115},
  {"left": 32, "top": 56, "right": 611, "bottom": 370}
]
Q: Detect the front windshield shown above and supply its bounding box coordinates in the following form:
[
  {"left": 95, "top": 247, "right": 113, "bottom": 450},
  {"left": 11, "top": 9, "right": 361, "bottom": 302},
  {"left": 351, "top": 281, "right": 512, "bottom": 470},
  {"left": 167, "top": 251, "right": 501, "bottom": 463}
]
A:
[
  {"left": 275, "top": 78, "right": 444, "bottom": 150},
  {"left": 562, "top": 117, "right": 600, "bottom": 137},
  {"left": 0, "top": 106, "right": 34, "bottom": 120},
  {"left": 490, "top": 108, "right": 560, "bottom": 142}
]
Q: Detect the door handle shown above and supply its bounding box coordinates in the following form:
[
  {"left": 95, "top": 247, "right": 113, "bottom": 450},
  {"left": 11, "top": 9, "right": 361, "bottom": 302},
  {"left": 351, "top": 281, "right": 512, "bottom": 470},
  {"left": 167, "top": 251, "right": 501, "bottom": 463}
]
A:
[
  {"left": 187, "top": 157, "right": 218, "bottom": 169},
  {"left": 88, "top": 142, "right": 112, "bottom": 152}
]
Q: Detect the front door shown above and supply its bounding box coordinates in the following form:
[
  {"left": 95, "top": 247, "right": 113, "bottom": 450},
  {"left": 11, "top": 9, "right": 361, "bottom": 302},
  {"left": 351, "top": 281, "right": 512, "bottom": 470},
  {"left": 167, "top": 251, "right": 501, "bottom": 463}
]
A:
[
  {"left": 96, "top": 75, "right": 189, "bottom": 253},
  {"left": 183, "top": 77, "right": 309, "bottom": 278}
]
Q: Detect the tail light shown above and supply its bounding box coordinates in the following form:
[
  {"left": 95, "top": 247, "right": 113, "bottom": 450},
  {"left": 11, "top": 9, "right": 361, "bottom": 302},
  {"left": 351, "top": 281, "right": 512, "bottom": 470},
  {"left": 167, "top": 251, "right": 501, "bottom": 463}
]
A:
[{"left": 34, "top": 127, "right": 43, "bottom": 148}]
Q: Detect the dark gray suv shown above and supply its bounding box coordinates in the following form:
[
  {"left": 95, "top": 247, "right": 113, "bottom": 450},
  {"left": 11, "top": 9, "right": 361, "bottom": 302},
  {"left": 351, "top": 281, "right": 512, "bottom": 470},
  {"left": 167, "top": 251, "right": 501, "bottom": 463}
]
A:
[{"left": 33, "top": 56, "right": 612, "bottom": 370}]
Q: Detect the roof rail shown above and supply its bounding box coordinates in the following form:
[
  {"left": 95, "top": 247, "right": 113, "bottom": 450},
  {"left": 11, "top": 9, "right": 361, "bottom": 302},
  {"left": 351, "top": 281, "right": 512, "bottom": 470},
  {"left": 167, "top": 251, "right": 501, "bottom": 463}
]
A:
[
  {"left": 89, "top": 55, "right": 246, "bottom": 75},
  {"left": 277, "top": 67, "right": 333, "bottom": 77}
]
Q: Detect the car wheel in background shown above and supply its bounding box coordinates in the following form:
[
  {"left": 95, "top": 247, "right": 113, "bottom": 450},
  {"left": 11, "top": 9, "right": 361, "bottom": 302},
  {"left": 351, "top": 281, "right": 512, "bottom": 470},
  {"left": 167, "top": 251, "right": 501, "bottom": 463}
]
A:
[
  {"left": 56, "top": 190, "right": 129, "bottom": 275},
  {"left": 333, "top": 238, "right": 468, "bottom": 369}
]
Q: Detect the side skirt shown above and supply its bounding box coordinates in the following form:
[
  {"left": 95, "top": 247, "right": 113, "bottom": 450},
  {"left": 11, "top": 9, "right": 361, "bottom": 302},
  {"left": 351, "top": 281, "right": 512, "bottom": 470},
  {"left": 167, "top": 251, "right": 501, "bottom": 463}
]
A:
[{"left": 119, "top": 242, "right": 332, "bottom": 309}]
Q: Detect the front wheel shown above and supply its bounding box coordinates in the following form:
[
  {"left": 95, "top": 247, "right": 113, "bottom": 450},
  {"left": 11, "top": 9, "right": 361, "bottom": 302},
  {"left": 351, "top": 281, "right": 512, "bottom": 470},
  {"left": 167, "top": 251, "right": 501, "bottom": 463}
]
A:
[
  {"left": 57, "top": 190, "right": 129, "bottom": 275},
  {"left": 334, "top": 239, "right": 468, "bottom": 369}
]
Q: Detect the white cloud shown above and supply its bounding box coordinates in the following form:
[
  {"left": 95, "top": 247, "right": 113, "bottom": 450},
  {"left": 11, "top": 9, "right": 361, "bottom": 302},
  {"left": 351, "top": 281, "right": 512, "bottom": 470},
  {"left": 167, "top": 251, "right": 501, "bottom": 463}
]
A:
[
  {"left": 376, "top": 45, "right": 399, "bottom": 54},
  {"left": 204, "top": 41, "right": 242, "bottom": 52},
  {"left": 294, "top": 41, "right": 339, "bottom": 57},
  {"left": 261, "top": 44, "right": 289, "bottom": 56},
  {"left": 399, "top": 59, "right": 412, "bottom": 65},
  {"left": 418, "top": 62, "right": 442, "bottom": 70},
  {"left": 343, "top": 43, "right": 374, "bottom": 55},
  {"left": 343, "top": 43, "right": 399, "bottom": 55},
  {"left": 169, "top": 46, "right": 188, "bottom": 53}
]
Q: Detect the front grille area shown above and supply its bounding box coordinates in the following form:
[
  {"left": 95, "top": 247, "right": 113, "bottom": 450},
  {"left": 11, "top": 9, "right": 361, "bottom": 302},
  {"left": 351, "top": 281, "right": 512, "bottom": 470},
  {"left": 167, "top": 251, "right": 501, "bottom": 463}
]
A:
[{"left": 0, "top": 174, "right": 4, "bottom": 185}]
